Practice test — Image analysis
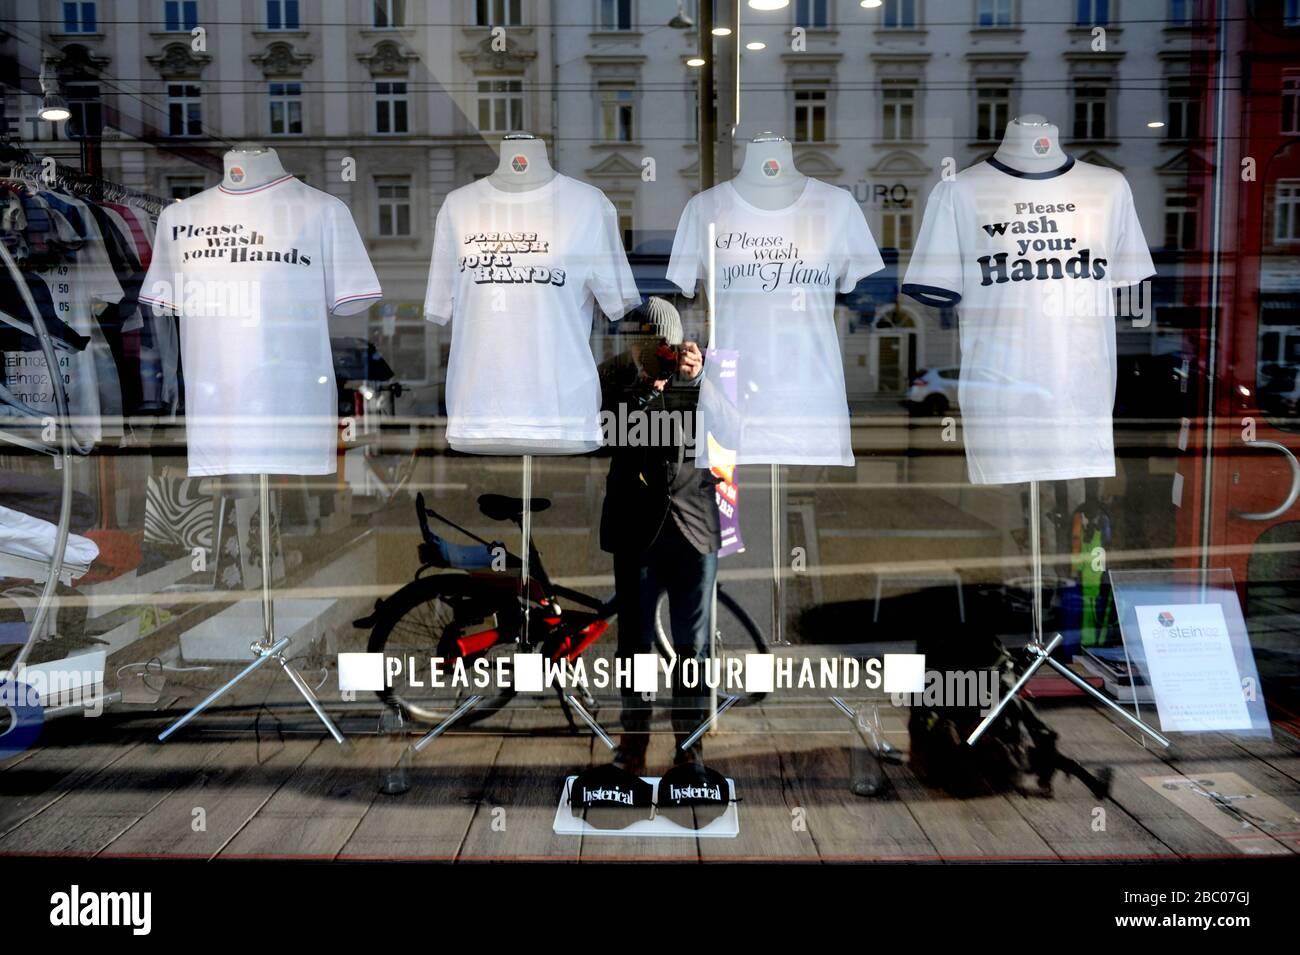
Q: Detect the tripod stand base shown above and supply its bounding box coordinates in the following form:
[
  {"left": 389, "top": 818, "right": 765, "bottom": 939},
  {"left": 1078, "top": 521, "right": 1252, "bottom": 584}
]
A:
[
  {"left": 966, "top": 633, "right": 1169, "bottom": 749},
  {"left": 158, "top": 636, "right": 346, "bottom": 744}
]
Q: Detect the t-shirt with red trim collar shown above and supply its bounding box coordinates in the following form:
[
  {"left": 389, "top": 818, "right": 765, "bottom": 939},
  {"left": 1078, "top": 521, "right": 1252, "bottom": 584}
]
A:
[{"left": 140, "top": 174, "right": 382, "bottom": 476}]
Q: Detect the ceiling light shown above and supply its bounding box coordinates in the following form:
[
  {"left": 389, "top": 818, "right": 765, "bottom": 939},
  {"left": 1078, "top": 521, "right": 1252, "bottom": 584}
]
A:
[
  {"left": 39, "top": 92, "right": 70, "bottom": 122},
  {"left": 861, "top": 0, "right": 883, "bottom": 7},
  {"left": 712, "top": 26, "right": 733, "bottom": 35},
  {"left": 748, "top": 0, "right": 790, "bottom": 10},
  {"left": 686, "top": 57, "right": 706, "bottom": 67},
  {"left": 1147, "top": 120, "right": 1166, "bottom": 128},
  {"left": 746, "top": 41, "right": 767, "bottom": 50}
]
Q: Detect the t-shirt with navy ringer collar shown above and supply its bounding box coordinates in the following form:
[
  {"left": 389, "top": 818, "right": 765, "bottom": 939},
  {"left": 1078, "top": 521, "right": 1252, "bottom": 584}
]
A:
[
  {"left": 141, "top": 174, "right": 382, "bottom": 476},
  {"left": 902, "top": 156, "right": 1155, "bottom": 486}
]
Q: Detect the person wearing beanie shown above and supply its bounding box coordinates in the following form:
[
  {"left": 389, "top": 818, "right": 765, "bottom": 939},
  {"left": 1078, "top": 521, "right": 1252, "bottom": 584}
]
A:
[{"left": 597, "top": 296, "right": 720, "bottom": 775}]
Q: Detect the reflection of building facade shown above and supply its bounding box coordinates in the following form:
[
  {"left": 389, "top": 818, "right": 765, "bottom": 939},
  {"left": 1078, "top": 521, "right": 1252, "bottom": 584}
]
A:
[{"left": 1, "top": 1, "right": 1214, "bottom": 407}]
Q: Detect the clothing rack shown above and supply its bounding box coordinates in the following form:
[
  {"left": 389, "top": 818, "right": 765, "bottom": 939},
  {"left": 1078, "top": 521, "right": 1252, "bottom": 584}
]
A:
[
  {"left": 0, "top": 150, "right": 163, "bottom": 672},
  {"left": 0, "top": 145, "right": 169, "bottom": 216}
]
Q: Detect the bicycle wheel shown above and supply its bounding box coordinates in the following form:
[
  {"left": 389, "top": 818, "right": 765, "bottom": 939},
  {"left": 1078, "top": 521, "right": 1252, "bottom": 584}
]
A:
[
  {"left": 653, "top": 586, "right": 769, "bottom": 706},
  {"left": 364, "top": 575, "right": 516, "bottom": 726}
]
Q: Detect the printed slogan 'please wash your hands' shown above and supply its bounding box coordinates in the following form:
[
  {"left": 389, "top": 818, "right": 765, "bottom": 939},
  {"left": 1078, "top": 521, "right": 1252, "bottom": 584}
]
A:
[{"left": 978, "top": 201, "right": 1110, "bottom": 286}]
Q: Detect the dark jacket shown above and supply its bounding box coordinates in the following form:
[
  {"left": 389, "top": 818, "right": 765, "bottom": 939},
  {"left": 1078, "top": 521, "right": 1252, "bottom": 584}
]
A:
[{"left": 597, "top": 351, "right": 721, "bottom": 557}]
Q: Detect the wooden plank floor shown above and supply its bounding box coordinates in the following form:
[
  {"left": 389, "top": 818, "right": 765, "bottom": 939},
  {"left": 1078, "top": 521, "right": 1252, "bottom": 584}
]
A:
[{"left": 2, "top": 695, "right": 1298, "bottom": 862}]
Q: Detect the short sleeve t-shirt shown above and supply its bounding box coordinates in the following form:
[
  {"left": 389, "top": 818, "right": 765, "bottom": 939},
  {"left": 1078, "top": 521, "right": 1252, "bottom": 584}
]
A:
[
  {"left": 140, "top": 175, "right": 382, "bottom": 476},
  {"left": 667, "top": 178, "right": 884, "bottom": 467},
  {"left": 424, "top": 174, "right": 641, "bottom": 454},
  {"left": 902, "top": 157, "right": 1156, "bottom": 485}
]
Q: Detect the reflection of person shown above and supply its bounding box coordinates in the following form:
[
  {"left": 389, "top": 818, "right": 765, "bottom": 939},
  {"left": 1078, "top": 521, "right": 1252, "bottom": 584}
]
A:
[{"left": 598, "top": 297, "right": 720, "bottom": 776}]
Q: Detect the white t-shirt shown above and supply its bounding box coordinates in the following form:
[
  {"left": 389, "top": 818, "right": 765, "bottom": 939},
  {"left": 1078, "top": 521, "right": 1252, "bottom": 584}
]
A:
[
  {"left": 667, "top": 178, "right": 884, "bottom": 467},
  {"left": 140, "top": 175, "right": 382, "bottom": 476},
  {"left": 424, "top": 174, "right": 641, "bottom": 454},
  {"left": 903, "top": 156, "right": 1156, "bottom": 485}
]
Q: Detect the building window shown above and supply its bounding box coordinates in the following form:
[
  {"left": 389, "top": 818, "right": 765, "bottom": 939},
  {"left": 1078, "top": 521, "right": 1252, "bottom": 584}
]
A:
[
  {"left": 1287, "top": 0, "right": 1300, "bottom": 27},
  {"left": 881, "top": 0, "right": 917, "bottom": 28},
  {"left": 477, "top": 78, "right": 524, "bottom": 133},
  {"left": 269, "top": 81, "right": 303, "bottom": 135},
  {"left": 975, "top": 84, "right": 1010, "bottom": 141},
  {"left": 599, "top": 83, "right": 635, "bottom": 141},
  {"left": 65, "top": 83, "right": 102, "bottom": 139},
  {"left": 881, "top": 82, "right": 915, "bottom": 141},
  {"left": 1168, "top": 0, "right": 1198, "bottom": 24},
  {"left": 373, "top": 0, "right": 404, "bottom": 27},
  {"left": 1283, "top": 74, "right": 1300, "bottom": 135},
  {"left": 375, "top": 81, "right": 408, "bottom": 134},
  {"left": 376, "top": 177, "right": 412, "bottom": 237},
  {"left": 611, "top": 194, "right": 634, "bottom": 250},
  {"left": 1276, "top": 180, "right": 1300, "bottom": 244},
  {"left": 1073, "top": 84, "right": 1108, "bottom": 140},
  {"left": 167, "top": 83, "right": 202, "bottom": 137},
  {"left": 62, "top": 1, "right": 97, "bottom": 32},
  {"left": 1164, "top": 192, "right": 1199, "bottom": 250},
  {"left": 796, "top": 0, "right": 829, "bottom": 28},
  {"left": 794, "top": 85, "right": 828, "bottom": 142},
  {"left": 164, "top": 0, "right": 198, "bottom": 31},
  {"left": 599, "top": 0, "right": 633, "bottom": 30},
  {"left": 882, "top": 196, "right": 915, "bottom": 252},
  {"left": 168, "top": 176, "right": 205, "bottom": 200},
  {"left": 1166, "top": 85, "right": 1200, "bottom": 140},
  {"left": 1075, "top": 0, "right": 1109, "bottom": 26},
  {"left": 476, "top": 0, "right": 521, "bottom": 26},
  {"left": 976, "top": 0, "right": 1013, "bottom": 27},
  {"left": 266, "top": 0, "right": 300, "bottom": 30}
]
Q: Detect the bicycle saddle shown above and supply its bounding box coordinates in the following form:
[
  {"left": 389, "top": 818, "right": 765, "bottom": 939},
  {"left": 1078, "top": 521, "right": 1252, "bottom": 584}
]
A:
[{"left": 477, "top": 493, "right": 551, "bottom": 521}]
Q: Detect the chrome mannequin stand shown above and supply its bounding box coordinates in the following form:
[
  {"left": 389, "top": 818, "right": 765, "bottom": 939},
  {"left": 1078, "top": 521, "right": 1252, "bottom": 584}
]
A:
[
  {"left": 159, "top": 474, "right": 345, "bottom": 743},
  {"left": 408, "top": 454, "right": 616, "bottom": 757},
  {"left": 967, "top": 479, "right": 1169, "bottom": 748}
]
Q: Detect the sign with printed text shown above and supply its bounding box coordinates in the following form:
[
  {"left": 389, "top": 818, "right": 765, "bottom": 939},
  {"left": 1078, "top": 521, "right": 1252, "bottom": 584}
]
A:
[{"left": 1133, "top": 602, "right": 1252, "bottom": 732}]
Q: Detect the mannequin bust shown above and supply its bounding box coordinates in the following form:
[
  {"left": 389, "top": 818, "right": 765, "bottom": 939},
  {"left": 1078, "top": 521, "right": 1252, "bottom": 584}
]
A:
[
  {"left": 223, "top": 142, "right": 289, "bottom": 190},
  {"left": 993, "top": 115, "right": 1069, "bottom": 174},
  {"left": 488, "top": 132, "right": 556, "bottom": 192},
  {"left": 730, "top": 133, "right": 808, "bottom": 210}
]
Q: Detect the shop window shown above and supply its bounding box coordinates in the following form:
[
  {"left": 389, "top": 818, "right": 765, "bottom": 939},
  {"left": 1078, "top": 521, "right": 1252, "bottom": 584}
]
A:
[
  {"left": 1076, "top": 0, "right": 1109, "bottom": 27},
  {"left": 1166, "top": 84, "right": 1201, "bottom": 140},
  {"left": 599, "top": 0, "right": 633, "bottom": 31},
  {"left": 266, "top": 0, "right": 300, "bottom": 30},
  {"left": 796, "top": 0, "right": 829, "bottom": 29},
  {"left": 477, "top": 78, "right": 524, "bottom": 133},
  {"left": 373, "top": 0, "right": 405, "bottom": 28},
  {"left": 1164, "top": 191, "right": 1199, "bottom": 250},
  {"left": 599, "top": 83, "right": 635, "bottom": 142},
  {"left": 1276, "top": 180, "right": 1300, "bottom": 244},
  {"left": 375, "top": 80, "right": 408, "bottom": 134},
  {"left": 65, "top": 83, "right": 102, "bottom": 140},
  {"left": 476, "top": 0, "right": 521, "bottom": 26},
  {"left": 168, "top": 176, "right": 205, "bottom": 200},
  {"left": 881, "top": 82, "right": 916, "bottom": 141},
  {"left": 1283, "top": 73, "right": 1300, "bottom": 135},
  {"left": 794, "top": 85, "right": 828, "bottom": 142},
  {"left": 881, "top": 0, "right": 917, "bottom": 29},
  {"left": 62, "top": 1, "right": 97, "bottom": 32},
  {"left": 268, "top": 81, "right": 303, "bottom": 135},
  {"left": 1073, "top": 84, "right": 1109, "bottom": 140},
  {"left": 166, "top": 82, "right": 202, "bottom": 137},
  {"left": 976, "top": 0, "right": 1013, "bottom": 28},
  {"left": 163, "top": 0, "right": 198, "bottom": 32},
  {"left": 975, "top": 84, "right": 1010, "bottom": 141},
  {"left": 376, "top": 177, "right": 412, "bottom": 237}
]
